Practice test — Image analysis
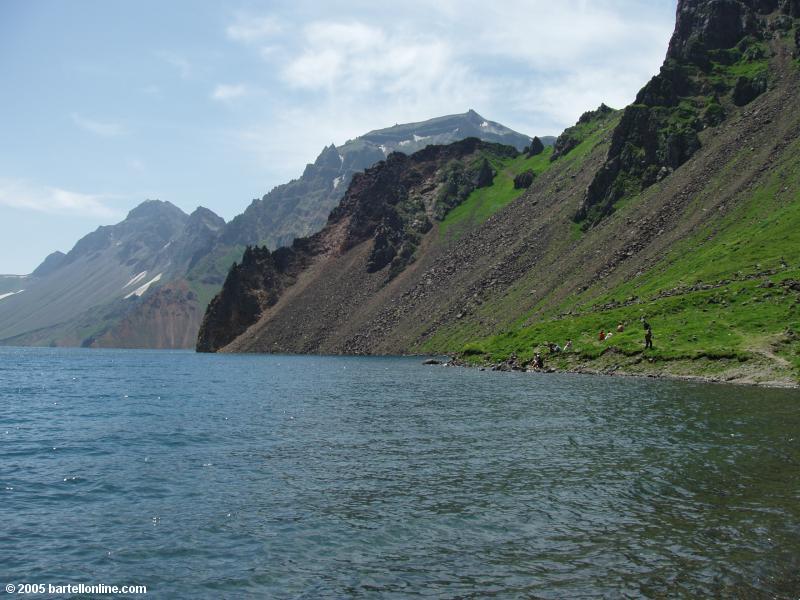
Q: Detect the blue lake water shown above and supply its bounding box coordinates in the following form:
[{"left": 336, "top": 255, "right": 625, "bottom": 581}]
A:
[{"left": 1, "top": 347, "right": 799, "bottom": 598}]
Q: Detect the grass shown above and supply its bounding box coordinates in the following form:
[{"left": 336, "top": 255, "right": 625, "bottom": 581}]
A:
[
  {"left": 421, "top": 131, "right": 800, "bottom": 381},
  {"left": 455, "top": 278, "right": 799, "bottom": 368},
  {"left": 439, "top": 147, "right": 553, "bottom": 240}
]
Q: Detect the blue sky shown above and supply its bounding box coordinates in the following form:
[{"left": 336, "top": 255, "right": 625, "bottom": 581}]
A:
[{"left": 0, "top": 0, "right": 677, "bottom": 273}]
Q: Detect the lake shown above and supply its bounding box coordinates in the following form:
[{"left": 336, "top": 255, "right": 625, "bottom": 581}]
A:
[{"left": 1, "top": 347, "right": 799, "bottom": 598}]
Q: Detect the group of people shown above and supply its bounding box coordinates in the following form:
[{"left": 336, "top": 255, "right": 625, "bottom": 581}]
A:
[
  {"left": 531, "top": 319, "right": 654, "bottom": 370},
  {"left": 598, "top": 318, "right": 653, "bottom": 349},
  {"left": 531, "top": 339, "right": 574, "bottom": 370}
]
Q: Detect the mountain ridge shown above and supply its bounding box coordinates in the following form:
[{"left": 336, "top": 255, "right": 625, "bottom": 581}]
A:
[
  {"left": 197, "top": 0, "right": 800, "bottom": 386},
  {"left": 1, "top": 111, "right": 540, "bottom": 348}
]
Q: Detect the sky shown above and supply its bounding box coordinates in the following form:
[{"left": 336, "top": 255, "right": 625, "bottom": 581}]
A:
[{"left": 0, "top": 0, "right": 677, "bottom": 274}]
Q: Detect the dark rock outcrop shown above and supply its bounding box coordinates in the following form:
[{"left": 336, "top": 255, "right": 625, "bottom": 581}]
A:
[
  {"left": 196, "top": 245, "right": 304, "bottom": 352},
  {"left": 575, "top": 0, "right": 785, "bottom": 226},
  {"left": 551, "top": 105, "right": 615, "bottom": 162},
  {"left": 733, "top": 71, "right": 769, "bottom": 105},
  {"left": 527, "top": 136, "right": 545, "bottom": 157},
  {"left": 514, "top": 170, "right": 536, "bottom": 189},
  {"left": 474, "top": 158, "right": 495, "bottom": 188},
  {"left": 197, "top": 138, "right": 518, "bottom": 352}
]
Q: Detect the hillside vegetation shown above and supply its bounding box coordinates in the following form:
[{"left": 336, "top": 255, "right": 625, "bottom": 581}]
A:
[{"left": 199, "top": 0, "right": 800, "bottom": 386}]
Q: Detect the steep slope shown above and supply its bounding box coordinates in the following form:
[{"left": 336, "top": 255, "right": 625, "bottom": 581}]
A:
[
  {"left": 220, "top": 110, "right": 539, "bottom": 250},
  {"left": 199, "top": 0, "right": 800, "bottom": 385},
  {"left": 1, "top": 111, "right": 540, "bottom": 349},
  {"left": 197, "top": 138, "right": 522, "bottom": 352},
  {"left": 0, "top": 201, "right": 225, "bottom": 348}
]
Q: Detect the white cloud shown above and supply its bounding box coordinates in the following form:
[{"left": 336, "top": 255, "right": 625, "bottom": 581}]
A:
[
  {"left": 71, "top": 113, "right": 127, "bottom": 137},
  {"left": 226, "top": 15, "right": 283, "bottom": 42},
  {"left": 211, "top": 83, "right": 247, "bottom": 102},
  {"left": 0, "top": 179, "right": 122, "bottom": 219},
  {"left": 225, "top": 1, "right": 674, "bottom": 179}
]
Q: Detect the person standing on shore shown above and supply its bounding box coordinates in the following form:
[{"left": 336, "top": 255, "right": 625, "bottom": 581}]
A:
[{"left": 645, "top": 326, "right": 653, "bottom": 350}]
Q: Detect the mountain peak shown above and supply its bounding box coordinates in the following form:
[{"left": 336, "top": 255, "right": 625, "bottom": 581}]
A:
[
  {"left": 188, "top": 206, "right": 225, "bottom": 230},
  {"left": 31, "top": 251, "right": 67, "bottom": 278},
  {"left": 126, "top": 199, "right": 187, "bottom": 222}
]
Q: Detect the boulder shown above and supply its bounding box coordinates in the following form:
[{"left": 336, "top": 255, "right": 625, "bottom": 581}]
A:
[
  {"left": 527, "top": 136, "right": 545, "bottom": 157},
  {"left": 473, "top": 158, "right": 495, "bottom": 188},
  {"left": 732, "top": 72, "right": 768, "bottom": 106},
  {"left": 795, "top": 27, "right": 800, "bottom": 56},
  {"left": 513, "top": 170, "right": 536, "bottom": 189}
]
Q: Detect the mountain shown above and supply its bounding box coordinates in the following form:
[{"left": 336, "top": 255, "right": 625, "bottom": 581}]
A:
[
  {"left": 0, "top": 200, "right": 225, "bottom": 347},
  {"left": 2, "top": 112, "right": 540, "bottom": 348},
  {"left": 221, "top": 110, "right": 542, "bottom": 250},
  {"left": 198, "top": 0, "right": 800, "bottom": 386}
]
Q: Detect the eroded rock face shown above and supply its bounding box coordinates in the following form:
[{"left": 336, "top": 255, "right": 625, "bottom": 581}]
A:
[
  {"left": 196, "top": 246, "right": 293, "bottom": 352},
  {"left": 197, "top": 138, "right": 517, "bottom": 352},
  {"left": 668, "top": 0, "right": 764, "bottom": 63},
  {"left": 574, "top": 0, "right": 785, "bottom": 226}
]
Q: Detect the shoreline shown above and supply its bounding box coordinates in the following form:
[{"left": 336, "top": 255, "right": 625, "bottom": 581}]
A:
[{"left": 442, "top": 354, "right": 800, "bottom": 390}]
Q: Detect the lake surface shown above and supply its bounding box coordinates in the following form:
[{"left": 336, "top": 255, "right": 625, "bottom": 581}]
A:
[{"left": 1, "top": 347, "right": 799, "bottom": 598}]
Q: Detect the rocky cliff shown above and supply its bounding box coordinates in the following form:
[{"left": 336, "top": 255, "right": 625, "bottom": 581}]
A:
[
  {"left": 196, "top": 139, "right": 519, "bottom": 352},
  {"left": 197, "top": 0, "right": 800, "bottom": 385},
  {"left": 577, "top": 0, "right": 800, "bottom": 226},
  {"left": 3, "top": 112, "right": 542, "bottom": 349},
  {"left": 221, "top": 110, "right": 539, "bottom": 251}
]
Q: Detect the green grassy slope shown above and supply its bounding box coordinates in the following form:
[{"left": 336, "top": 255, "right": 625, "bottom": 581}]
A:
[
  {"left": 422, "top": 127, "right": 800, "bottom": 384},
  {"left": 439, "top": 148, "right": 553, "bottom": 240},
  {"left": 410, "top": 39, "right": 800, "bottom": 385}
]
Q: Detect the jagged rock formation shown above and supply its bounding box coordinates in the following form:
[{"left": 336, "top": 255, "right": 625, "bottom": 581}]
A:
[
  {"left": 221, "top": 110, "right": 540, "bottom": 251},
  {"left": 527, "top": 136, "right": 545, "bottom": 157},
  {"left": 4, "top": 113, "right": 547, "bottom": 348},
  {"left": 197, "top": 0, "right": 800, "bottom": 388},
  {"left": 576, "top": 0, "right": 798, "bottom": 226},
  {"left": 196, "top": 139, "right": 518, "bottom": 352}
]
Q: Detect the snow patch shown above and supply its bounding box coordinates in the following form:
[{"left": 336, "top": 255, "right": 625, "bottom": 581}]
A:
[
  {"left": 123, "top": 271, "right": 148, "bottom": 289},
  {"left": 480, "top": 121, "right": 489, "bottom": 128},
  {"left": 398, "top": 139, "right": 412, "bottom": 147},
  {"left": 338, "top": 153, "right": 344, "bottom": 164},
  {"left": 0, "top": 290, "right": 24, "bottom": 301},
  {"left": 379, "top": 144, "right": 389, "bottom": 155},
  {"left": 332, "top": 176, "right": 344, "bottom": 190},
  {"left": 413, "top": 134, "right": 430, "bottom": 142},
  {"left": 124, "top": 273, "right": 161, "bottom": 299}
]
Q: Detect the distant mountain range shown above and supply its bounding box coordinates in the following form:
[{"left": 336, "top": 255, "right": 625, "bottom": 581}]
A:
[{"left": 0, "top": 110, "right": 544, "bottom": 348}]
